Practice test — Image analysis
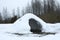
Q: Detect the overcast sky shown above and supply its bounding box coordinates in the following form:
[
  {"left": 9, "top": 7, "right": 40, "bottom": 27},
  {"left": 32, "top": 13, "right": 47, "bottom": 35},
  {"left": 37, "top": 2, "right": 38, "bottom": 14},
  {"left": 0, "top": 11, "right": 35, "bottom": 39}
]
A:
[
  {"left": 0, "top": 0, "right": 60, "bottom": 13},
  {"left": 0, "top": 0, "right": 32, "bottom": 13}
]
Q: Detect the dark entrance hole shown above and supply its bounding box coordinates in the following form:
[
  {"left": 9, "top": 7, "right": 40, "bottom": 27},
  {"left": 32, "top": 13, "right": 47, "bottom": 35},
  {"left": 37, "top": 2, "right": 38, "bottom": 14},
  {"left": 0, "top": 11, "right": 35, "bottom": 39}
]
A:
[{"left": 29, "top": 18, "right": 42, "bottom": 33}]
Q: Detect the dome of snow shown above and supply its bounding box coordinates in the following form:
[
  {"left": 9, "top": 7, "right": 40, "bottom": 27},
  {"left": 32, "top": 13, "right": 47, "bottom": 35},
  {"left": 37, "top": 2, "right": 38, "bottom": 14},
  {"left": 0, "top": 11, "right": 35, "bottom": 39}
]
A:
[
  {"left": 0, "top": 13, "right": 60, "bottom": 34},
  {"left": 13, "top": 13, "right": 60, "bottom": 33},
  {"left": 12, "top": 13, "right": 46, "bottom": 33}
]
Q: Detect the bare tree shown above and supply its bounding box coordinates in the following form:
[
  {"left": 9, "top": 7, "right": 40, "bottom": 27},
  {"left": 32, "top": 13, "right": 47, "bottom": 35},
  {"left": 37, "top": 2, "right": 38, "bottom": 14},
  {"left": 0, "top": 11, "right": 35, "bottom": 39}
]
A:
[
  {"left": 25, "top": 3, "right": 33, "bottom": 13},
  {"left": 17, "top": 7, "right": 20, "bottom": 18},
  {"left": 21, "top": 8, "right": 25, "bottom": 16},
  {"left": 0, "top": 12, "right": 2, "bottom": 21},
  {"left": 47, "top": 0, "right": 56, "bottom": 13},
  {"left": 2, "top": 8, "right": 8, "bottom": 20},
  {"left": 12, "top": 9, "right": 15, "bottom": 17},
  {"left": 44, "top": 0, "right": 48, "bottom": 14},
  {"left": 32, "top": 0, "right": 41, "bottom": 16}
]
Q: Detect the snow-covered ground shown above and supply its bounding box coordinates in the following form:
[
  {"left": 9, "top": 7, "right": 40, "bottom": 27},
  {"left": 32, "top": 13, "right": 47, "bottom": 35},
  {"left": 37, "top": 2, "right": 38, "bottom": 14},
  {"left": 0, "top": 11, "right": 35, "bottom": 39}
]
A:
[
  {"left": 0, "top": 32, "right": 60, "bottom": 40},
  {"left": 0, "top": 13, "right": 60, "bottom": 40}
]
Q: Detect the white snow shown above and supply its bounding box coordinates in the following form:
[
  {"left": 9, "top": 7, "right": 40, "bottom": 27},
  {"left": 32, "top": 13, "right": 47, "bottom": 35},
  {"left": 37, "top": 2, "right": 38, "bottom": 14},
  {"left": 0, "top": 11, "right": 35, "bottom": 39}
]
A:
[
  {"left": 0, "top": 32, "right": 60, "bottom": 40},
  {"left": 13, "top": 13, "right": 46, "bottom": 33},
  {"left": 0, "top": 13, "right": 60, "bottom": 40},
  {"left": 45, "top": 23, "right": 60, "bottom": 33}
]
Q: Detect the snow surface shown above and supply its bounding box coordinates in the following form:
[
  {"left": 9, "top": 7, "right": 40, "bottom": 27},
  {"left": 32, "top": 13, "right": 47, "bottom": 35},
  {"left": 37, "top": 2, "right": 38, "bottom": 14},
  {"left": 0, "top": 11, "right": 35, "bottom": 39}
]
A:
[
  {"left": 0, "top": 13, "right": 60, "bottom": 40},
  {"left": 46, "top": 23, "right": 60, "bottom": 33},
  {"left": 0, "top": 32, "right": 60, "bottom": 40}
]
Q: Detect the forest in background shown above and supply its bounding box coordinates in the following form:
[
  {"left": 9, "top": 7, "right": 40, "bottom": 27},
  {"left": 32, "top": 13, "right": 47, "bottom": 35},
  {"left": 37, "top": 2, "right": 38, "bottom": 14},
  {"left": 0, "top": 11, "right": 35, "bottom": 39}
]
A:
[
  {"left": 0, "top": 7, "right": 20, "bottom": 23},
  {"left": 23, "top": 0, "right": 60, "bottom": 23},
  {"left": 0, "top": 0, "right": 60, "bottom": 23}
]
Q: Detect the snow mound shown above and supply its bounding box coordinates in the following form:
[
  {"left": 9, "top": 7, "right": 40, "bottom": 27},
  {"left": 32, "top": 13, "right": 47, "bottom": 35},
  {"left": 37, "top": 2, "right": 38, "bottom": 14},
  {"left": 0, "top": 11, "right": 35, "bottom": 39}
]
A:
[
  {"left": 0, "top": 13, "right": 60, "bottom": 34},
  {"left": 0, "top": 13, "right": 46, "bottom": 34},
  {"left": 0, "top": 13, "right": 60, "bottom": 40},
  {"left": 12, "top": 13, "right": 46, "bottom": 33}
]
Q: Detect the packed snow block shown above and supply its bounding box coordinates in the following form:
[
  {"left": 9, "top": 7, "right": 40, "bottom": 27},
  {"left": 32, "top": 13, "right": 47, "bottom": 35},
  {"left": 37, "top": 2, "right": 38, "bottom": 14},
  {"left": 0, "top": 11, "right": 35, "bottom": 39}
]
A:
[{"left": 29, "top": 18, "right": 42, "bottom": 33}]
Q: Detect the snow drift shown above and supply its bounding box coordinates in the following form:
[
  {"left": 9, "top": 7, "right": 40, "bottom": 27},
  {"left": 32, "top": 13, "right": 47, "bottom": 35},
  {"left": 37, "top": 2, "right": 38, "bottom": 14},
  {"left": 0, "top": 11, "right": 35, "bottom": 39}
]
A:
[
  {"left": 13, "top": 13, "right": 60, "bottom": 33},
  {"left": 12, "top": 13, "right": 46, "bottom": 33}
]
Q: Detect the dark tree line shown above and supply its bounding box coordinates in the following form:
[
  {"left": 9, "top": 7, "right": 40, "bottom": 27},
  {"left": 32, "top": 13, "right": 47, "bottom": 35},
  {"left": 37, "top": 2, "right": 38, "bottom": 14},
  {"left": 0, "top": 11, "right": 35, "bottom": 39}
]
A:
[
  {"left": 0, "top": 7, "right": 20, "bottom": 23},
  {"left": 40, "top": 0, "right": 60, "bottom": 23},
  {"left": 22, "top": 0, "right": 60, "bottom": 23},
  {"left": 0, "top": 0, "right": 60, "bottom": 23}
]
